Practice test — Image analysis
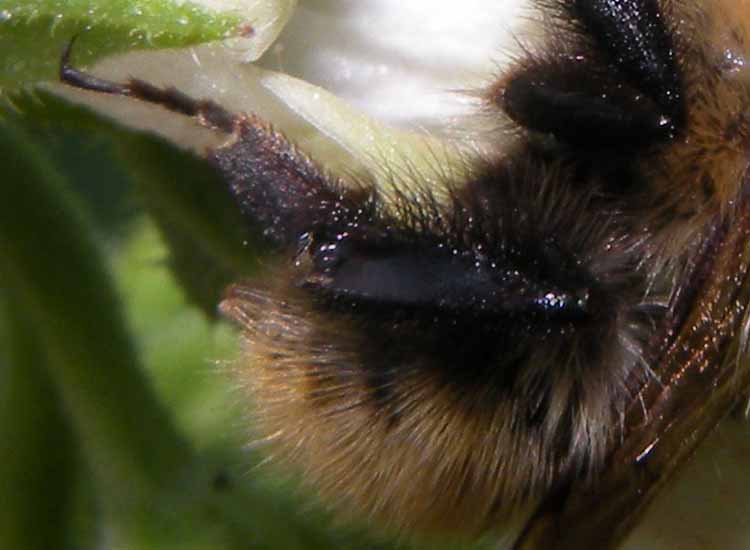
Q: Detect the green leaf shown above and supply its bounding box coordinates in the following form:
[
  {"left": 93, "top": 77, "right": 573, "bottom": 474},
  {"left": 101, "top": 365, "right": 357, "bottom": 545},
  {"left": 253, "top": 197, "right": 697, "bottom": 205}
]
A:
[
  {"left": 114, "top": 124, "right": 269, "bottom": 317},
  {"left": 0, "top": 0, "right": 243, "bottom": 90},
  {"left": 0, "top": 297, "right": 77, "bottom": 550},
  {"left": 5, "top": 89, "right": 268, "bottom": 316},
  {"left": 0, "top": 114, "right": 191, "bottom": 495}
]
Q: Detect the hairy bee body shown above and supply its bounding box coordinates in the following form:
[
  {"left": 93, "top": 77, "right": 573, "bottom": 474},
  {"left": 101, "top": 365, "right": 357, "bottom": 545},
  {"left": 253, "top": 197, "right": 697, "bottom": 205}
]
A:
[
  {"left": 60, "top": 0, "right": 750, "bottom": 546},
  {"left": 222, "top": 0, "right": 750, "bottom": 535},
  {"left": 223, "top": 147, "right": 653, "bottom": 533}
]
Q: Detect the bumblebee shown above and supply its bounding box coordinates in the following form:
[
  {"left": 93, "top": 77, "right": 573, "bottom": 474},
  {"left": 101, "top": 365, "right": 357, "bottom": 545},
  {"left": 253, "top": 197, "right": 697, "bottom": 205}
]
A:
[{"left": 60, "top": 0, "right": 750, "bottom": 547}]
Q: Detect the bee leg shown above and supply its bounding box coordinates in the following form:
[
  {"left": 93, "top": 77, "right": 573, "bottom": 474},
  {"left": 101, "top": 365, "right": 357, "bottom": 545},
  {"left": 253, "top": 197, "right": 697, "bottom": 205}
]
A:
[
  {"left": 59, "top": 37, "right": 348, "bottom": 248},
  {"left": 495, "top": 0, "right": 684, "bottom": 148},
  {"left": 498, "top": 59, "right": 675, "bottom": 147},
  {"left": 207, "top": 114, "right": 348, "bottom": 247},
  {"left": 59, "top": 37, "right": 235, "bottom": 133},
  {"left": 566, "top": 0, "right": 684, "bottom": 122}
]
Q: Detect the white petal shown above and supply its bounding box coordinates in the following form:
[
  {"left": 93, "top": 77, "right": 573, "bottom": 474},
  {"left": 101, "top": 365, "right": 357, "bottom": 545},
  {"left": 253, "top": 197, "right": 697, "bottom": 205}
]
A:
[
  {"left": 258, "top": 0, "right": 528, "bottom": 126},
  {"left": 260, "top": 69, "right": 471, "bottom": 192}
]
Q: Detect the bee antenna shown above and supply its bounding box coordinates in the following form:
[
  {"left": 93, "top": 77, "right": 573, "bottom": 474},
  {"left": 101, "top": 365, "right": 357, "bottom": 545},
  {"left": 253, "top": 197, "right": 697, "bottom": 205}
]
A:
[
  {"left": 58, "top": 36, "right": 236, "bottom": 133},
  {"left": 59, "top": 35, "right": 132, "bottom": 96}
]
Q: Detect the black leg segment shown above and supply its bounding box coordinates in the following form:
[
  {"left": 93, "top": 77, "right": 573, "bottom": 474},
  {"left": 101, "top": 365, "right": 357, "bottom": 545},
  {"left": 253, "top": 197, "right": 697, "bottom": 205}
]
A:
[
  {"left": 502, "top": 56, "right": 674, "bottom": 147},
  {"left": 497, "top": 0, "right": 685, "bottom": 148},
  {"left": 568, "top": 0, "right": 684, "bottom": 126}
]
